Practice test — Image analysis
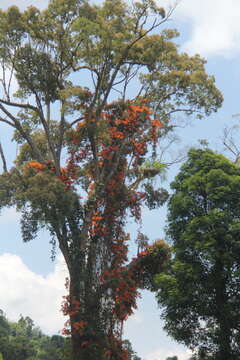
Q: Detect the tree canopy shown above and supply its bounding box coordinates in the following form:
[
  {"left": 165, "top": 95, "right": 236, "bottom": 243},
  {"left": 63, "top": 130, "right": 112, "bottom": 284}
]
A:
[
  {"left": 0, "top": 0, "right": 223, "bottom": 359},
  {"left": 156, "top": 149, "right": 240, "bottom": 360}
]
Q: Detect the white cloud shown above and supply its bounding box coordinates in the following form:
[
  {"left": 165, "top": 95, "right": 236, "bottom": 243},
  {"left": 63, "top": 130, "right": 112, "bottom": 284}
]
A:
[
  {"left": 171, "top": 0, "right": 240, "bottom": 57},
  {"left": 0, "top": 253, "right": 68, "bottom": 334}
]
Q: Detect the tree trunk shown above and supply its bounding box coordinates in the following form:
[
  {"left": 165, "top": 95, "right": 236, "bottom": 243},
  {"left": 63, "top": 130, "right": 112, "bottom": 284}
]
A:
[
  {"left": 215, "top": 257, "right": 232, "bottom": 360},
  {"left": 68, "top": 260, "right": 107, "bottom": 360}
]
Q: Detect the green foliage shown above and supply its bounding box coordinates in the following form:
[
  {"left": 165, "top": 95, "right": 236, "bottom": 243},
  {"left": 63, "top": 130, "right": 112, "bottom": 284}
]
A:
[
  {"left": 14, "top": 45, "right": 59, "bottom": 102},
  {"left": 0, "top": 311, "right": 71, "bottom": 360},
  {"left": 143, "top": 183, "right": 169, "bottom": 209},
  {"left": 156, "top": 149, "right": 240, "bottom": 359}
]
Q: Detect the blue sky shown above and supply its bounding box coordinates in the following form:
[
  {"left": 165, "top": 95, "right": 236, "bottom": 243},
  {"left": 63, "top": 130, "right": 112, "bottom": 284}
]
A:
[{"left": 0, "top": 0, "right": 240, "bottom": 359}]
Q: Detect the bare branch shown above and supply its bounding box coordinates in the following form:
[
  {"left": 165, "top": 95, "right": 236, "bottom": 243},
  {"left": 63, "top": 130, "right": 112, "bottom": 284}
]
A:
[
  {"left": 0, "top": 62, "right": 10, "bottom": 101},
  {"left": 222, "top": 126, "right": 240, "bottom": 163},
  {"left": 56, "top": 100, "right": 67, "bottom": 164},
  {"left": 0, "top": 102, "right": 44, "bottom": 162},
  {"left": 165, "top": 108, "right": 203, "bottom": 116},
  {"left": 72, "top": 65, "right": 100, "bottom": 79},
  {"left": 34, "top": 95, "right": 60, "bottom": 171},
  {"left": 0, "top": 116, "right": 15, "bottom": 127},
  {"left": 0, "top": 142, "right": 8, "bottom": 172},
  {"left": 70, "top": 116, "right": 85, "bottom": 127},
  {"left": 7, "top": 66, "right": 15, "bottom": 99},
  {"left": 0, "top": 98, "right": 39, "bottom": 113}
]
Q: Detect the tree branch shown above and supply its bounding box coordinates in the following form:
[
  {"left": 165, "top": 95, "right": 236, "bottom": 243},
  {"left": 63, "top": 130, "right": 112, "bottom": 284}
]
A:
[
  {"left": 0, "top": 142, "right": 8, "bottom": 172},
  {"left": 0, "top": 102, "right": 44, "bottom": 162},
  {"left": 97, "top": 13, "right": 171, "bottom": 114},
  {"left": 34, "top": 95, "right": 60, "bottom": 172},
  {"left": 0, "top": 98, "right": 39, "bottom": 113},
  {"left": 72, "top": 65, "right": 100, "bottom": 79},
  {"left": 70, "top": 116, "right": 85, "bottom": 127}
]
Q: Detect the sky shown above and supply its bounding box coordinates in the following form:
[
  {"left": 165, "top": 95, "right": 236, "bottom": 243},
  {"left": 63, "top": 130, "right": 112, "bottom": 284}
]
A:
[{"left": 1, "top": 0, "right": 240, "bottom": 359}]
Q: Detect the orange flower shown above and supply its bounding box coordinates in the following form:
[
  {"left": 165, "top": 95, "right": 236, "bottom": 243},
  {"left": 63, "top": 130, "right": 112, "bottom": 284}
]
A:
[
  {"left": 73, "top": 320, "right": 87, "bottom": 335},
  {"left": 129, "top": 104, "right": 148, "bottom": 113},
  {"left": 77, "top": 120, "right": 86, "bottom": 128},
  {"left": 27, "top": 161, "right": 46, "bottom": 171},
  {"left": 109, "top": 127, "right": 125, "bottom": 139},
  {"left": 151, "top": 119, "right": 164, "bottom": 127}
]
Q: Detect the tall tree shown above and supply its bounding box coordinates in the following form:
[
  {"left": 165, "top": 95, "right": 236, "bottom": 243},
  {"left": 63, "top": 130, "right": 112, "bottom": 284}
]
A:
[
  {"left": 0, "top": 1, "right": 222, "bottom": 359},
  {"left": 156, "top": 149, "right": 240, "bottom": 360}
]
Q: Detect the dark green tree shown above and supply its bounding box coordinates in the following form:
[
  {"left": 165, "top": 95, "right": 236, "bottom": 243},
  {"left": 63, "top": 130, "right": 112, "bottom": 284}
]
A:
[
  {"left": 0, "top": 1, "right": 222, "bottom": 358},
  {"left": 0, "top": 311, "right": 71, "bottom": 360},
  {"left": 0, "top": 310, "right": 11, "bottom": 360},
  {"left": 156, "top": 149, "right": 240, "bottom": 360}
]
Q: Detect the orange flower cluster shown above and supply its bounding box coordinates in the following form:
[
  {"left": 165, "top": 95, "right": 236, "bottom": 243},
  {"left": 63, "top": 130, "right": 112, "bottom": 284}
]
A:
[
  {"left": 151, "top": 118, "right": 164, "bottom": 142},
  {"left": 100, "top": 266, "right": 139, "bottom": 322},
  {"left": 66, "top": 160, "right": 78, "bottom": 179},
  {"left": 151, "top": 119, "right": 163, "bottom": 127},
  {"left": 90, "top": 212, "right": 104, "bottom": 237},
  {"left": 106, "top": 102, "right": 151, "bottom": 142},
  {"left": 73, "top": 320, "right": 88, "bottom": 335},
  {"left": 62, "top": 299, "right": 79, "bottom": 320},
  {"left": 98, "top": 145, "right": 120, "bottom": 160},
  {"left": 99, "top": 234, "right": 139, "bottom": 324},
  {"left": 27, "top": 161, "right": 46, "bottom": 171},
  {"left": 57, "top": 166, "right": 76, "bottom": 188},
  {"left": 61, "top": 293, "right": 83, "bottom": 336},
  {"left": 108, "top": 127, "right": 125, "bottom": 140},
  {"left": 27, "top": 161, "right": 76, "bottom": 189},
  {"left": 114, "top": 274, "right": 140, "bottom": 321},
  {"left": 131, "top": 140, "right": 146, "bottom": 156}
]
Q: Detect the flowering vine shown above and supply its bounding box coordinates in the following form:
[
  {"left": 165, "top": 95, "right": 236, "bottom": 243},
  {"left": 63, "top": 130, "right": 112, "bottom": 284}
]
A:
[{"left": 24, "top": 100, "right": 170, "bottom": 359}]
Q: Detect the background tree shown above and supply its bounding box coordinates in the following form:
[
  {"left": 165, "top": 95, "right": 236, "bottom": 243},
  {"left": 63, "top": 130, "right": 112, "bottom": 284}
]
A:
[
  {"left": 156, "top": 149, "right": 240, "bottom": 360},
  {"left": 0, "top": 311, "right": 71, "bottom": 360},
  {"left": 0, "top": 0, "right": 222, "bottom": 359}
]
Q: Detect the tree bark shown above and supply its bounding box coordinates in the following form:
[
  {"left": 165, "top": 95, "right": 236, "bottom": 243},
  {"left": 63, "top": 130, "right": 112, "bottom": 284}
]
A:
[
  {"left": 69, "top": 265, "right": 106, "bottom": 360},
  {"left": 215, "top": 256, "right": 232, "bottom": 360}
]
